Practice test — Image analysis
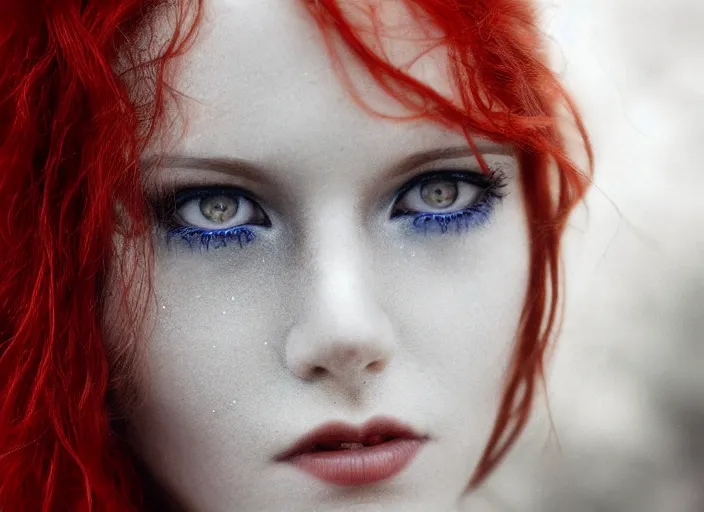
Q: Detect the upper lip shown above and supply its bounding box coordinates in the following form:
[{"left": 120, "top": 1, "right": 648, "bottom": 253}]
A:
[{"left": 275, "top": 416, "right": 427, "bottom": 461}]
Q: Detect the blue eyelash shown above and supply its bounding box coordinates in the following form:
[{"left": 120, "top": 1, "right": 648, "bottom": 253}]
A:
[
  {"left": 408, "top": 191, "right": 501, "bottom": 235},
  {"left": 165, "top": 225, "right": 256, "bottom": 251},
  {"left": 155, "top": 169, "right": 507, "bottom": 250},
  {"left": 396, "top": 169, "right": 507, "bottom": 235}
]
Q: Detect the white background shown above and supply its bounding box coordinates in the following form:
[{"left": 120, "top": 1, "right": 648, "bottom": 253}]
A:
[{"left": 472, "top": 1, "right": 704, "bottom": 510}]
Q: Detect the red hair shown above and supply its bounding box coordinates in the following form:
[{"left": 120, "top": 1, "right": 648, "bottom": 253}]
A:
[{"left": 0, "top": 0, "right": 591, "bottom": 510}]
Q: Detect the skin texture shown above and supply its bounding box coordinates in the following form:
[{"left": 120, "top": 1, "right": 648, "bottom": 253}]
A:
[{"left": 118, "top": 0, "right": 530, "bottom": 510}]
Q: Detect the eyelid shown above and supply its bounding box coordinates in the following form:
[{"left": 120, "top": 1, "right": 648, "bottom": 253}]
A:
[
  {"left": 155, "top": 184, "right": 265, "bottom": 212},
  {"left": 171, "top": 185, "right": 262, "bottom": 207},
  {"left": 146, "top": 168, "right": 277, "bottom": 215},
  {"left": 153, "top": 185, "right": 270, "bottom": 230},
  {"left": 151, "top": 164, "right": 504, "bottom": 223},
  {"left": 392, "top": 169, "right": 494, "bottom": 204}
]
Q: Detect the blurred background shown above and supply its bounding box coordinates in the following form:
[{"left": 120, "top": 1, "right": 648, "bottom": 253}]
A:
[{"left": 469, "top": 1, "right": 704, "bottom": 510}]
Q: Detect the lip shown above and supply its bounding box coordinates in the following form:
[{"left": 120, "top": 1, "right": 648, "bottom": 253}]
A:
[{"left": 275, "top": 416, "right": 428, "bottom": 486}]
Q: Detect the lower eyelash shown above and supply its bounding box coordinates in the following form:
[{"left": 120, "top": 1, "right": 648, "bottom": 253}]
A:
[
  {"left": 165, "top": 226, "right": 256, "bottom": 251},
  {"left": 409, "top": 191, "right": 502, "bottom": 235},
  {"left": 154, "top": 168, "right": 507, "bottom": 249},
  {"left": 403, "top": 169, "right": 507, "bottom": 235}
]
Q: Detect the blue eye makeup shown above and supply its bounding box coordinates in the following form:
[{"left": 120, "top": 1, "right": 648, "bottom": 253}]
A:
[
  {"left": 151, "top": 167, "right": 507, "bottom": 251},
  {"left": 391, "top": 169, "right": 507, "bottom": 235},
  {"left": 153, "top": 186, "right": 270, "bottom": 250}
]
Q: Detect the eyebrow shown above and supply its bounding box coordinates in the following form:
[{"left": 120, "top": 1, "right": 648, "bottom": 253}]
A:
[
  {"left": 142, "top": 154, "right": 269, "bottom": 185},
  {"left": 388, "top": 142, "right": 512, "bottom": 177},
  {"left": 143, "top": 141, "right": 513, "bottom": 182}
]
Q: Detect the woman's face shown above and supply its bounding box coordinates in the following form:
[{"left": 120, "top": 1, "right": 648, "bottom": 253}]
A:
[{"left": 121, "top": 0, "right": 529, "bottom": 510}]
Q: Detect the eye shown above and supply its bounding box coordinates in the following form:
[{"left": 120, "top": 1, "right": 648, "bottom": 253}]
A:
[
  {"left": 390, "top": 169, "right": 507, "bottom": 235},
  {"left": 151, "top": 186, "right": 271, "bottom": 251},
  {"left": 392, "top": 171, "right": 496, "bottom": 217},
  {"left": 172, "top": 187, "right": 270, "bottom": 230}
]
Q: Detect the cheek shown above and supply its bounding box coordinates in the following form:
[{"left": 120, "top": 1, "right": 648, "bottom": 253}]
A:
[
  {"left": 139, "top": 237, "right": 292, "bottom": 393},
  {"left": 121, "top": 242, "right": 295, "bottom": 497},
  {"left": 375, "top": 196, "right": 530, "bottom": 407}
]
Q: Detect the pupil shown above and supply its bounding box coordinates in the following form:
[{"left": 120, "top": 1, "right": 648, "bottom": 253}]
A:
[
  {"left": 200, "top": 195, "right": 237, "bottom": 223},
  {"left": 421, "top": 180, "right": 457, "bottom": 208}
]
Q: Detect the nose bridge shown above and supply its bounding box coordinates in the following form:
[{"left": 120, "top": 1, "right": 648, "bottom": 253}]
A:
[
  {"left": 316, "top": 231, "right": 371, "bottom": 317},
  {"left": 284, "top": 212, "right": 397, "bottom": 385},
  {"left": 303, "top": 202, "right": 378, "bottom": 321}
]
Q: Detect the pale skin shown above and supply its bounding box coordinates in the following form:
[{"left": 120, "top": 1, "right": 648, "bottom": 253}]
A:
[{"left": 112, "top": 0, "right": 531, "bottom": 510}]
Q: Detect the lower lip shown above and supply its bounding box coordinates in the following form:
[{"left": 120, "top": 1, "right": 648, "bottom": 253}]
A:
[{"left": 289, "top": 438, "right": 424, "bottom": 486}]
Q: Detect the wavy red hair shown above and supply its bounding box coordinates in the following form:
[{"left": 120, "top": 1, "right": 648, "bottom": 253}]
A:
[{"left": 0, "top": 0, "right": 591, "bottom": 510}]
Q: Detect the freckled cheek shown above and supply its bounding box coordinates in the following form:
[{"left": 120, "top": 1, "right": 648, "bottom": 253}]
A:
[
  {"left": 374, "top": 232, "right": 530, "bottom": 392},
  {"left": 128, "top": 247, "right": 286, "bottom": 383},
  {"left": 383, "top": 269, "right": 522, "bottom": 357}
]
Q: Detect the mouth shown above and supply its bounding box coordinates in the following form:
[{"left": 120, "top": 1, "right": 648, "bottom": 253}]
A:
[{"left": 275, "top": 416, "right": 428, "bottom": 486}]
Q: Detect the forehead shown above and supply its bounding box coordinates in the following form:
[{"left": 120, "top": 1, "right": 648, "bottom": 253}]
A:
[{"left": 167, "top": 0, "right": 461, "bottom": 168}]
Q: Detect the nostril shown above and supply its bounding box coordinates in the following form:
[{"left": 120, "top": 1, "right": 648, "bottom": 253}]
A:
[
  {"left": 311, "top": 366, "right": 326, "bottom": 377},
  {"left": 365, "top": 360, "right": 385, "bottom": 372}
]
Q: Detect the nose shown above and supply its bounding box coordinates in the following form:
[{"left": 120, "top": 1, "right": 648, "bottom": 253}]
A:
[{"left": 284, "top": 224, "right": 397, "bottom": 390}]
